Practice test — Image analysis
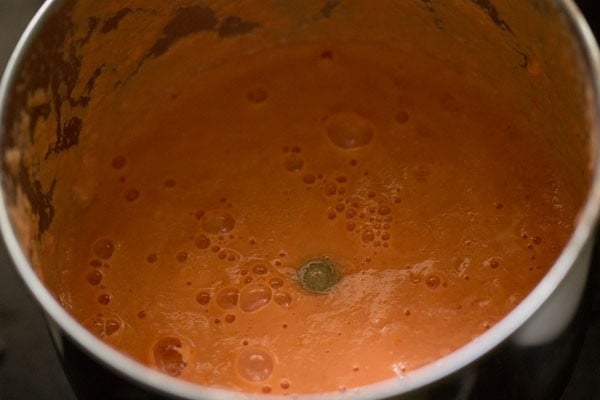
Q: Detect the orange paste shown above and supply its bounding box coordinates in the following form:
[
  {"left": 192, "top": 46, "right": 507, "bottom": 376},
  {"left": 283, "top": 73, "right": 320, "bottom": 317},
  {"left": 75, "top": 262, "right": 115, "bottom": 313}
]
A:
[{"left": 52, "top": 43, "right": 580, "bottom": 395}]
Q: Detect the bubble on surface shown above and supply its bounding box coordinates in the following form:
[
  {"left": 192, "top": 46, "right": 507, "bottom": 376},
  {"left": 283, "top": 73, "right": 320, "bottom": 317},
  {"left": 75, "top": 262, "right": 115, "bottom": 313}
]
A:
[
  {"left": 196, "top": 291, "right": 211, "bottom": 305},
  {"left": 269, "top": 277, "right": 283, "bottom": 289},
  {"left": 96, "top": 293, "right": 111, "bottom": 305},
  {"left": 252, "top": 264, "right": 268, "bottom": 275},
  {"left": 236, "top": 347, "right": 274, "bottom": 382},
  {"left": 303, "top": 174, "right": 316, "bottom": 184},
  {"left": 93, "top": 239, "right": 115, "bottom": 260},
  {"left": 195, "top": 234, "right": 210, "bottom": 250},
  {"left": 124, "top": 188, "right": 140, "bottom": 201},
  {"left": 441, "top": 92, "right": 461, "bottom": 112},
  {"left": 225, "top": 314, "right": 236, "bottom": 323},
  {"left": 378, "top": 205, "right": 391, "bottom": 216},
  {"left": 239, "top": 284, "right": 272, "bottom": 312},
  {"left": 325, "top": 111, "right": 374, "bottom": 149},
  {"left": 147, "top": 253, "right": 158, "bottom": 263},
  {"left": 153, "top": 337, "right": 186, "bottom": 377},
  {"left": 217, "top": 249, "right": 239, "bottom": 262},
  {"left": 485, "top": 258, "right": 500, "bottom": 269},
  {"left": 86, "top": 269, "right": 103, "bottom": 286},
  {"left": 361, "top": 230, "right": 375, "bottom": 243},
  {"left": 532, "top": 236, "right": 542, "bottom": 245},
  {"left": 324, "top": 182, "right": 337, "bottom": 196},
  {"left": 320, "top": 50, "right": 334, "bottom": 60},
  {"left": 284, "top": 156, "right": 304, "bottom": 172},
  {"left": 111, "top": 155, "right": 126, "bottom": 169},
  {"left": 425, "top": 274, "right": 441, "bottom": 288},
  {"left": 176, "top": 251, "right": 188, "bottom": 262},
  {"left": 247, "top": 88, "right": 268, "bottom": 104},
  {"left": 409, "top": 271, "right": 421, "bottom": 284},
  {"left": 280, "top": 380, "right": 290, "bottom": 390},
  {"left": 164, "top": 178, "right": 176, "bottom": 188},
  {"left": 105, "top": 319, "right": 121, "bottom": 336},
  {"left": 274, "top": 291, "right": 292, "bottom": 309},
  {"left": 346, "top": 221, "right": 356, "bottom": 232},
  {"left": 85, "top": 315, "right": 122, "bottom": 338},
  {"left": 202, "top": 211, "right": 235, "bottom": 234},
  {"left": 216, "top": 287, "right": 239, "bottom": 309}
]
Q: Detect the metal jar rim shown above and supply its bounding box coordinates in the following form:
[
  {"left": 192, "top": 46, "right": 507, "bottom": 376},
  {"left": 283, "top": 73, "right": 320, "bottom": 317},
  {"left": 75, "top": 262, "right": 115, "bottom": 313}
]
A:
[{"left": 0, "top": 1, "right": 599, "bottom": 399}]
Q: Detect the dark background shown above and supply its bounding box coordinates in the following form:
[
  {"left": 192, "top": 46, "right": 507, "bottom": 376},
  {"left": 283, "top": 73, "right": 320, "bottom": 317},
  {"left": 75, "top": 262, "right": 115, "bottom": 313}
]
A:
[{"left": 0, "top": 1, "right": 599, "bottom": 399}]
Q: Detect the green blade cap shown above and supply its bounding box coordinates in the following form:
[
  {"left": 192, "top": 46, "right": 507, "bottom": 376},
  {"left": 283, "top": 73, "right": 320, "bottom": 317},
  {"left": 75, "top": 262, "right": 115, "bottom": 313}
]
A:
[{"left": 297, "top": 259, "right": 340, "bottom": 293}]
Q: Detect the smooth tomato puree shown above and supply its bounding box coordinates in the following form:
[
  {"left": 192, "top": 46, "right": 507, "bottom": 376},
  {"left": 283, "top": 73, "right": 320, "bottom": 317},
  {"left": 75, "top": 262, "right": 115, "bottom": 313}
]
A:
[{"left": 54, "top": 43, "right": 580, "bottom": 394}]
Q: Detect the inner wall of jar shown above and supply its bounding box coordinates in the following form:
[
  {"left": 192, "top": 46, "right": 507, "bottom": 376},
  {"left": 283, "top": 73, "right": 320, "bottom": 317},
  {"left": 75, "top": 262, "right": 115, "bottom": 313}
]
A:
[{"left": 0, "top": 0, "right": 593, "bottom": 370}]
